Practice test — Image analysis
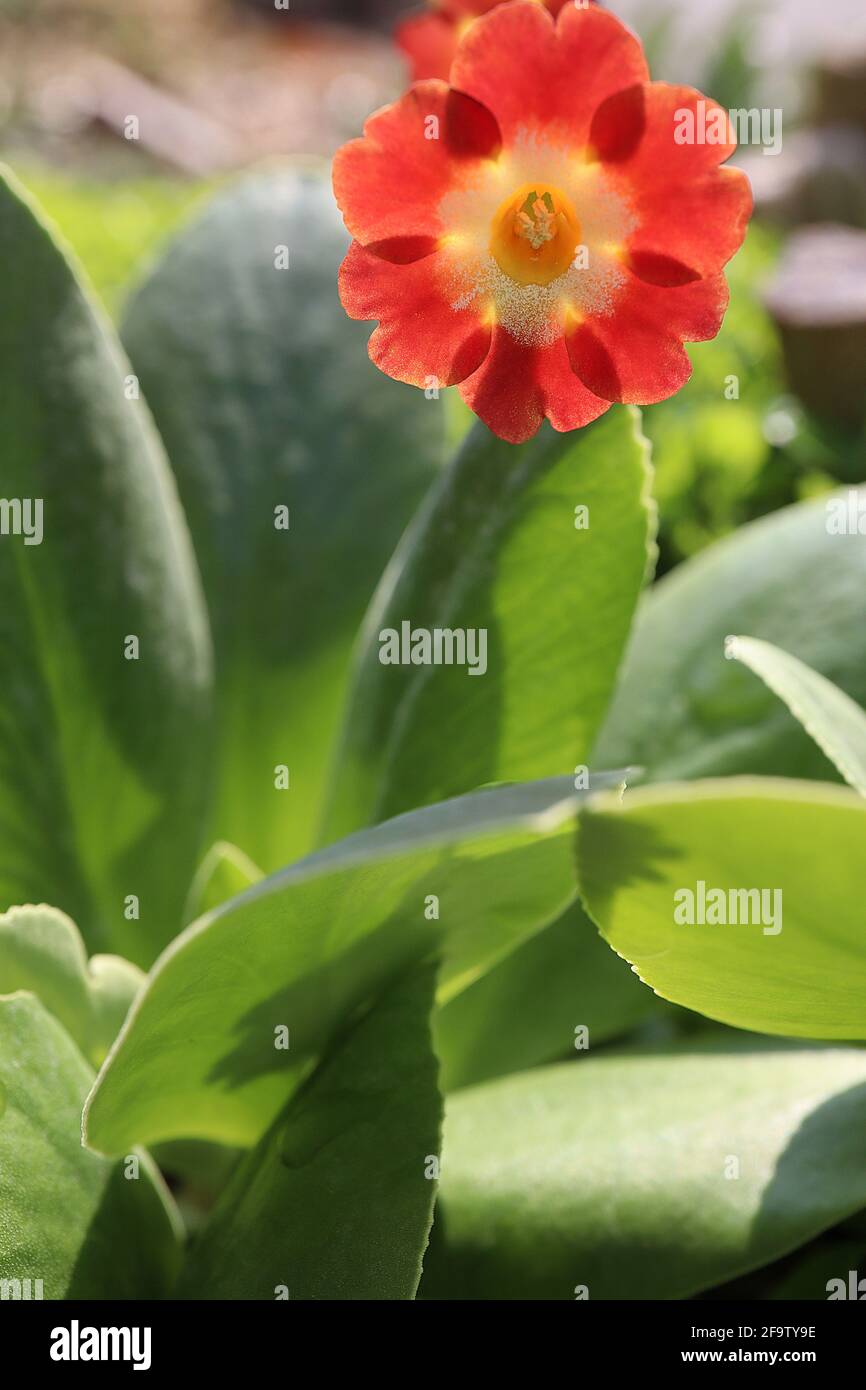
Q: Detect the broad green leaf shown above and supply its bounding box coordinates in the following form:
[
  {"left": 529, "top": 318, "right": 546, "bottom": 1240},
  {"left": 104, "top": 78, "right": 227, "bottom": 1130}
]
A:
[
  {"left": 579, "top": 778, "right": 866, "bottom": 1038},
  {"left": 11, "top": 163, "right": 208, "bottom": 314},
  {"left": 0, "top": 167, "right": 213, "bottom": 965},
  {"left": 0, "top": 904, "right": 143, "bottom": 1067},
  {"left": 178, "top": 964, "right": 441, "bottom": 1300},
  {"left": 726, "top": 635, "right": 866, "bottom": 797},
  {"left": 422, "top": 1036, "right": 866, "bottom": 1300},
  {"left": 705, "top": 1229, "right": 866, "bottom": 1301},
  {"left": 434, "top": 900, "right": 659, "bottom": 1092},
  {"left": 121, "top": 169, "right": 444, "bottom": 872},
  {"left": 0, "top": 992, "right": 181, "bottom": 1299},
  {"left": 595, "top": 486, "right": 866, "bottom": 784},
  {"left": 86, "top": 954, "right": 148, "bottom": 1068},
  {"left": 182, "top": 841, "right": 263, "bottom": 925},
  {"left": 322, "top": 407, "right": 654, "bottom": 841},
  {"left": 85, "top": 775, "right": 621, "bottom": 1156},
  {"left": 317, "top": 407, "right": 655, "bottom": 1082}
]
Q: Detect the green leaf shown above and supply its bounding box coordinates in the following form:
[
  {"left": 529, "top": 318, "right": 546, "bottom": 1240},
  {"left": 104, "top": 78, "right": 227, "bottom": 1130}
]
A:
[
  {"left": 0, "top": 904, "right": 143, "bottom": 1067},
  {"left": 0, "top": 992, "right": 181, "bottom": 1299},
  {"left": 11, "top": 162, "right": 209, "bottom": 315},
  {"left": 595, "top": 486, "right": 866, "bottom": 784},
  {"left": 178, "top": 964, "right": 441, "bottom": 1300},
  {"left": 84, "top": 774, "right": 621, "bottom": 1156},
  {"left": 0, "top": 166, "right": 213, "bottom": 965},
  {"left": 321, "top": 407, "right": 655, "bottom": 841},
  {"left": 726, "top": 635, "right": 866, "bottom": 797},
  {"left": 705, "top": 1229, "right": 866, "bottom": 1301},
  {"left": 121, "top": 169, "right": 444, "bottom": 872},
  {"left": 84, "top": 955, "right": 145, "bottom": 1070},
  {"left": 434, "top": 900, "right": 660, "bottom": 1091},
  {"left": 182, "top": 841, "right": 263, "bottom": 925},
  {"left": 579, "top": 778, "right": 866, "bottom": 1038},
  {"left": 422, "top": 1036, "right": 866, "bottom": 1300},
  {"left": 315, "top": 407, "right": 655, "bottom": 1082}
]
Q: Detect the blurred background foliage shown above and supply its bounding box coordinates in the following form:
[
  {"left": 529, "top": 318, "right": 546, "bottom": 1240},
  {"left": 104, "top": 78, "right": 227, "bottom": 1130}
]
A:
[
  {"left": 12, "top": 165, "right": 210, "bottom": 312},
  {"left": 2, "top": 0, "right": 866, "bottom": 572}
]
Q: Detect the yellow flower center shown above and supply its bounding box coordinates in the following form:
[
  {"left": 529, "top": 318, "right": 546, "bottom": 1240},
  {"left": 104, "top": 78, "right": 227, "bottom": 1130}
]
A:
[{"left": 489, "top": 183, "right": 582, "bottom": 287}]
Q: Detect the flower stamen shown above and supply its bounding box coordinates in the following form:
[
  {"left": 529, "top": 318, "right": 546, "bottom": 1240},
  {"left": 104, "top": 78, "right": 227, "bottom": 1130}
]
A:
[
  {"left": 515, "top": 194, "right": 559, "bottom": 250},
  {"left": 490, "top": 182, "right": 582, "bottom": 287}
]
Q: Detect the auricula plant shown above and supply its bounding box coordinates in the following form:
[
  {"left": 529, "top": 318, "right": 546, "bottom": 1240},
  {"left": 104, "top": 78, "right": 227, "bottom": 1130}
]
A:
[
  {"left": 4, "top": 0, "right": 866, "bottom": 1314},
  {"left": 335, "top": 1, "right": 751, "bottom": 442}
]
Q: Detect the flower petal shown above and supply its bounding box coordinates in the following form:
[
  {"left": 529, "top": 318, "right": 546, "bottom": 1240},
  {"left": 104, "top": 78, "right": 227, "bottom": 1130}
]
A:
[
  {"left": 459, "top": 327, "right": 609, "bottom": 444},
  {"left": 451, "top": 2, "right": 648, "bottom": 150},
  {"left": 333, "top": 82, "right": 501, "bottom": 250},
  {"left": 591, "top": 83, "right": 753, "bottom": 277},
  {"left": 566, "top": 272, "right": 730, "bottom": 404},
  {"left": 632, "top": 165, "right": 753, "bottom": 280},
  {"left": 339, "top": 240, "right": 493, "bottom": 388},
  {"left": 395, "top": 12, "right": 461, "bottom": 84}
]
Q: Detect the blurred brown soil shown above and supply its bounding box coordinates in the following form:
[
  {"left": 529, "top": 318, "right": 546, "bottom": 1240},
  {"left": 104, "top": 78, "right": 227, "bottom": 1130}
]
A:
[{"left": 0, "top": 0, "right": 409, "bottom": 175}]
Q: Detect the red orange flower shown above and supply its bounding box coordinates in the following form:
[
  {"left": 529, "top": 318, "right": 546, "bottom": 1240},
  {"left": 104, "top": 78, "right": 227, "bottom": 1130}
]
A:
[
  {"left": 397, "top": 0, "right": 579, "bottom": 83},
  {"left": 334, "top": 1, "right": 752, "bottom": 444}
]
